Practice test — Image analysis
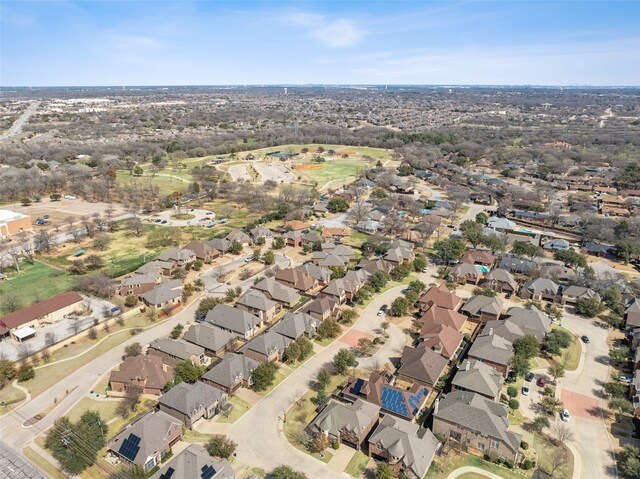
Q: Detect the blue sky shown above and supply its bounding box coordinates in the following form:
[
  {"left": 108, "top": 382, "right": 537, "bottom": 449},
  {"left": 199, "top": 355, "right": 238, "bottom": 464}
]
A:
[{"left": 2, "top": 1, "right": 639, "bottom": 86}]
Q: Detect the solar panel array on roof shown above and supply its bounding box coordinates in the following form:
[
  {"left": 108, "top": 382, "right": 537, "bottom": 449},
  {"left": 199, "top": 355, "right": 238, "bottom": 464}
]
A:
[
  {"left": 381, "top": 387, "right": 408, "bottom": 416},
  {"left": 408, "top": 387, "right": 428, "bottom": 415},
  {"left": 118, "top": 434, "right": 141, "bottom": 462},
  {"left": 201, "top": 464, "right": 217, "bottom": 479},
  {"left": 159, "top": 467, "right": 175, "bottom": 479},
  {"left": 349, "top": 378, "right": 365, "bottom": 395}
]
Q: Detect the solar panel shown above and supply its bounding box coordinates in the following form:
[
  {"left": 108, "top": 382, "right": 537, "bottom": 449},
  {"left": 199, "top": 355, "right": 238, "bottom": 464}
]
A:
[
  {"left": 159, "top": 467, "right": 175, "bottom": 479},
  {"left": 349, "top": 378, "right": 365, "bottom": 395},
  {"left": 118, "top": 434, "right": 141, "bottom": 462},
  {"left": 201, "top": 464, "right": 217, "bottom": 479},
  {"left": 381, "top": 387, "right": 408, "bottom": 416},
  {"left": 408, "top": 388, "right": 428, "bottom": 414}
]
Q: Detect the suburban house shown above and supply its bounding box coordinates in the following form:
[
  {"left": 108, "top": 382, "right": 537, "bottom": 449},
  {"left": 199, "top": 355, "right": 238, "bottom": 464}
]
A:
[
  {"left": 356, "top": 258, "right": 393, "bottom": 275},
  {"left": 520, "top": 277, "right": 561, "bottom": 302},
  {"left": 207, "top": 238, "right": 231, "bottom": 254},
  {"left": 183, "top": 322, "right": 236, "bottom": 357},
  {"left": 419, "top": 320, "right": 464, "bottom": 361},
  {"left": 108, "top": 411, "right": 183, "bottom": 472},
  {"left": 562, "top": 285, "right": 601, "bottom": 305},
  {"left": 283, "top": 230, "right": 304, "bottom": 247},
  {"left": 309, "top": 398, "right": 380, "bottom": 450},
  {"left": 301, "top": 296, "right": 341, "bottom": 322},
  {"left": 226, "top": 229, "right": 252, "bottom": 246},
  {"left": 321, "top": 270, "right": 370, "bottom": 304},
  {"left": 368, "top": 415, "right": 439, "bottom": 479},
  {"left": 201, "top": 352, "right": 260, "bottom": 394},
  {"left": 321, "top": 227, "right": 352, "bottom": 239},
  {"left": 543, "top": 239, "right": 571, "bottom": 251},
  {"left": 343, "top": 373, "right": 429, "bottom": 422},
  {"left": 497, "top": 306, "right": 551, "bottom": 343},
  {"left": 384, "top": 246, "right": 415, "bottom": 265},
  {"left": 0, "top": 291, "right": 84, "bottom": 342},
  {"left": 397, "top": 346, "right": 448, "bottom": 388},
  {"left": 274, "top": 268, "right": 317, "bottom": 293},
  {"left": 157, "top": 247, "right": 196, "bottom": 267},
  {"left": 272, "top": 312, "right": 319, "bottom": 340},
  {"left": 301, "top": 231, "right": 323, "bottom": 246},
  {"left": 451, "top": 360, "right": 504, "bottom": 402},
  {"left": 461, "top": 250, "right": 495, "bottom": 267},
  {"left": 252, "top": 277, "right": 301, "bottom": 307},
  {"left": 419, "top": 284, "right": 463, "bottom": 312},
  {"left": 117, "top": 272, "right": 163, "bottom": 297},
  {"left": 296, "top": 263, "right": 332, "bottom": 285},
  {"left": 148, "top": 338, "right": 206, "bottom": 366},
  {"left": 150, "top": 444, "right": 235, "bottom": 479},
  {"left": 432, "top": 391, "right": 521, "bottom": 462},
  {"left": 282, "top": 220, "right": 310, "bottom": 231},
  {"left": 157, "top": 381, "right": 227, "bottom": 429},
  {"left": 481, "top": 269, "right": 518, "bottom": 293},
  {"left": 136, "top": 260, "right": 174, "bottom": 277},
  {"left": 460, "top": 295, "right": 504, "bottom": 322},
  {"left": 239, "top": 330, "right": 292, "bottom": 363},
  {"left": 204, "top": 304, "right": 262, "bottom": 340},
  {"left": 183, "top": 241, "right": 220, "bottom": 263},
  {"left": 109, "top": 355, "right": 174, "bottom": 397},
  {"left": 139, "top": 279, "right": 183, "bottom": 310},
  {"left": 448, "top": 263, "right": 484, "bottom": 285},
  {"left": 498, "top": 255, "right": 537, "bottom": 276},
  {"left": 626, "top": 298, "right": 640, "bottom": 329},
  {"left": 235, "top": 290, "right": 280, "bottom": 322},
  {"left": 466, "top": 329, "right": 514, "bottom": 377}
]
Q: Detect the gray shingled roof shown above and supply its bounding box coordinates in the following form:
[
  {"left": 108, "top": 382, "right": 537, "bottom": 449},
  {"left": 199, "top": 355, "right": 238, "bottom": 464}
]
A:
[
  {"left": 311, "top": 398, "right": 380, "bottom": 437},
  {"left": 202, "top": 352, "right": 259, "bottom": 389},
  {"left": 148, "top": 338, "right": 204, "bottom": 362},
  {"left": 239, "top": 331, "right": 292, "bottom": 358},
  {"left": 451, "top": 360, "right": 503, "bottom": 398},
  {"left": 157, "top": 247, "right": 195, "bottom": 263},
  {"left": 467, "top": 330, "right": 513, "bottom": 366},
  {"left": 236, "top": 290, "right": 277, "bottom": 312},
  {"left": 523, "top": 277, "right": 560, "bottom": 295},
  {"left": 205, "top": 304, "right": 261, "bottom": 336},
  {"left": 563, "top": 285, "right": 601, "bottom": 302},
  {"left": 461, "top": 295, "right": 504, "bottom": 317},
  {"left": 158, "top": 381, "right": 226, "bottom": 417},
  {"left": 273, "top": 312, "right": 319, "bottom": 340},
  {"left": 253, "top": 277, "right": 300, "bottom": 305},
  {"left": 504, "top": 306, "right": 551, "bottom": 341},
  {"left": 150, "top": 444, "right": 234, "bottom": 479},
  {"left": 183, "top": 323, "right": 235, "bottom": 353},
  {"left": 139, "top": 279, "right": 183, "bottom": 306}
]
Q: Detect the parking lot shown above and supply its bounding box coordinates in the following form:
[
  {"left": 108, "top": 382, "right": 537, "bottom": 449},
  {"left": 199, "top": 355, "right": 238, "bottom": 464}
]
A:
[{"left": 141, "top": 208, "right": 216, "bottom": 227}]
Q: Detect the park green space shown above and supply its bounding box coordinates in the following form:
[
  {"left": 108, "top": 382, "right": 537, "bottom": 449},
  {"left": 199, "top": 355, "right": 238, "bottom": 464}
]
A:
[{"left": 0, "top": 260, "right": 74, "bottom": 309}]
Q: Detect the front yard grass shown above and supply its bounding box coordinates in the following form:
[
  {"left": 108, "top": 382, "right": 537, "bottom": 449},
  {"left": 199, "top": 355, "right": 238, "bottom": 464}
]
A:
[
  {"left": 0, "top": 260, "right": 73, "bottom": 308},
  {"left": 23, "top": 447, "right": 67, "bottom": 479},
  {"left": 425, "top": 451, "right": 533, "bottom": 479},
  {"left": 548, "top": 325, "right": 581, "bottom": 371},
  {"left": 183, "top": 428, "right": 213, "bottom": 443},
  {"left": 217, "top": 395, "right": 251, "bottom": 424},
  {"left": 344, "top": 450, "right": 370, "bottom": 477},
  {"left": 67, "top": 396, "right": 121, "bottom": 424}
]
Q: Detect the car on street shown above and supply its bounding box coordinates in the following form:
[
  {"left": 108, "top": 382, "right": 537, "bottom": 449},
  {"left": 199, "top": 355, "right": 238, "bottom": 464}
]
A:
[
  {"left": 525, "top": 372, "right": 534, "bottom": 382},
  {"left": 522, "top": 386, "right": 530, "bottom": 396},
  {"left": 505, "top": 292, "right": 512, "bottom": 299},
  {"left": 422, "top": 267, "right": 429, "bottom": 273},
  {"left": 244, "top": 256, "right": 253, "bottom": 262},
  {"left": 378, "top": 304, "right": 388, "bottom": 316},
  {"left": 161, "top": 220, "right": 168, "bottom": 224},
  {"left": 537, "top": 377, "right": 546, "bottom": 388},
  {"left": 581, "top": 335, "right": 590, "bottom": 344},
  {"left": 561, "top": 409, "right": 570, "bottom": 422}
]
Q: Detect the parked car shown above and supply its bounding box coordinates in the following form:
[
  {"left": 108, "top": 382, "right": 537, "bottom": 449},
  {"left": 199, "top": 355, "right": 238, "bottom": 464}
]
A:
[
  {"left": 505, "top": 292, "right": 512, "bottom": 299},
  {"left": 581, "top": 335, "right": 590, "bottom": 344},
  {"left": 522, "top": 386, "right": 530, "bottom": 396},
  {"left": 561, "top": 409, "right": 570, "bottom": 422},
  {"left": 378, "top": 304, "right": 388, "bottom": 316},
  {"left": 422, "top": 267, "right": 429, "bottom": 273},
  {"left": 525, "top": 372, "right": 534, "bottom": 382},
  {"left": 618, "top": 375, "right": 632, "bottom": 384},
  {"left": 537, "top": 377, "right": 546, "bottom": 388},
  {"left": 245, "top": 256, "right": 253, "bottom": 262}
]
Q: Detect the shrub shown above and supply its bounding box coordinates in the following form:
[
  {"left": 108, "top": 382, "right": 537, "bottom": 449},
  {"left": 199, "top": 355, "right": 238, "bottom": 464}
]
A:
[
  {"left": 523, "top": 459, "right": 534, "bottom": 470},
  {"left": 332, "top": 441, "right": 339, "bottom": 450},
  {"left": 520, "top": 440, "right": 529, "bottom": 450},
  {"left": 17, "top": 365, "right": 35, "bottom": 382},
  {"left": 506, "top": 460, "right": 515, "bottom": 469}
]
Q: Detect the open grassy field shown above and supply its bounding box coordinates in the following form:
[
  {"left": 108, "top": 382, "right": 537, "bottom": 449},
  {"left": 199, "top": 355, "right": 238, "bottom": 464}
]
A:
[
  {"left": 293, "top": 159, "right": 368, "bottom": 187},
  {"left": 116, "top": 170, "right": 190, "bottom": 196},
  {"left": 0, "top": 260, "right": 74, "bottom": 309}
]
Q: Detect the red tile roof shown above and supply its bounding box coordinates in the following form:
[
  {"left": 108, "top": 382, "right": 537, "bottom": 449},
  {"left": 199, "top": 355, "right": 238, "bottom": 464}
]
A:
[{"left": 0, "top": 291, "right": 83, "bottom": 331}]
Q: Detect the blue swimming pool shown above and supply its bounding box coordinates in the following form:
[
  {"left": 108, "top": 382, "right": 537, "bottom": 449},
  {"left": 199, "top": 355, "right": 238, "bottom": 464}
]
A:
[{"left": 479, "top": 265, "right": 490, "bottom": 273}]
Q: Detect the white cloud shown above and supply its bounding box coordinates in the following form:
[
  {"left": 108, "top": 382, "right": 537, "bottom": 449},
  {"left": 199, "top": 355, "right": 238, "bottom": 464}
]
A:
[{"left": 285, "top": 12, "right": 365, "bottom": 48}]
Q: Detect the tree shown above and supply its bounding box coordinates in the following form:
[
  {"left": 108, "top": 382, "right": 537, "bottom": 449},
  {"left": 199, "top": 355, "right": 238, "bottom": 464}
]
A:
[
  {"left": 357, "top": 338, "right": 373, "bottom": 356},
  {"left": 327, "top": 198, "right": 349, "bottom": 213},
  {"left": 174, "top": 360, "right": 204, "bottom": 384},
  {"left": 263, "top": 250, "right": 275, "bottom": 265},
  {"left": 34, "top": 230, "right": 54, "bottom": 252},
  {"left": 116, "top": 388, "right": 140, "bottom": 417},
  {"left": 472, "top": 287, "right": 496, "bottom": 297},
  {"left": 413, "top": 255, "right": 428, "bottom": 272},
  {"left": 618, "top": 445, "right": 640, "bottom": 477},
  {"left": 50, "top": 192, "right": 62, "bottom": 201},
  {"left": 511, "top": 240, "right": 543, "bottom": 259},
  {"left": 273, "top": 236, "right": 285, "bottom": 249},
  {"left": 433, "top": 237, "right": 466, "bottom": 263},
  {"left": 610, "top": 346, "right": 631, "bottom": 364},
  {"left": 44, "top": 331, "right": 57, "bottom": 347},
  {"left": 615, "top": 240, "right": 640, "bottom": 264},
  {"left": 550, "top": 423, "right": 574, "bottom": 444},
  {"left": 390, "top": 263, "right": 412, "bottom": 281},
  {"left": 544, "top": 329, "right": 573, "bottom": 356},
  {"left": 507, "top": 386, "right": 518, "bottom": 398},
  {"left": 93, "top": 234, "right": 110, "bottom": 251},
  {"left": 574, "top": 297, "right": 605, "bottom": 318},
  {"left": 206, "top": 435, "right": 237, "bottom": 459},
  {"left": 374, "top": 462, "right": 394, "bottom": 479},
  {"left": 368, "top": 271, "right": 390, "bottom": 291},
  {"left": 508, "top": 399, "right": 519, "bottom": 412},
  {"left": 553, "top": 249, "right": 587, "bottom": 268},
  {"left": 390, "top": 297, "right": 409, "bottom": 317},
  {"left": 310, "top": 433, "right": 330, "bottom": 454},
  {"left": 481, "top": 234, "right": 507, "bottom": 254},
  {"left": 460, "top": 220, "right": 484, "bottom": 247},
  {"left": 0, "top": 359, "right": 17, "bottom": 386},
  {"left": 283, "top": 341, "right": 302, "bottom": 364},
  {"left": 124, "top": 342, "right": 143, "bottom": 357},
  {"left": 125, "top": 295, "right": 138, "bottom": 308},
  {"left": 196, "top": 297, "right": 223, "bottom": 319},
  {"left": 85, "top": 254, "right": 104, "bottom": 270},
  {"left": 531, "top": 415, "right": 550, "bottom": 433},
  {"left": 133, "top": 165, "right": 144, "bottom": 176},
  {"left": 609, "top": 397, "right": 633, "bottom": 422},
  {"left": 268, "top": 465, "right": 308, "bottom": 479},
  {"left": 541, "top": 396, "right": 563, "bottom": 416},
  {"left": 513, "top": 335, "right": 539, "bottom": 360},
  {"left": 107, "top": 465, "right": 147, "bottom": 479},
  {"left": 317, "top": 318, "right": 341, "bottom": 339},
  {"left": 510, "top": 353, "right": 531, "bottom": 377},
  {"left": 316, "top": 369, "right": 331, "bottom": 391},
  {"left": 547, "top": 363, "right": 565, "bottom": 383},
  {"left": 1, "top": 295, "right": 22, "bottom": 314},
  {"left": 170, "top": 323, "right": 184, "bottom": 339},
  {"left": 476, "top": 212, "right": 488, "bottom": 224},
  {"left": 126, "top": 217, "right": 144, "bottom": 237},
  {"left": 333, "top": 349, "right": 356, "bottom": 374},
  {"left": 229, "top": 240, "right": 243, "bottom": 255},
  {"left": 252, "top": 362, "right": 278, "bottom": 391}
]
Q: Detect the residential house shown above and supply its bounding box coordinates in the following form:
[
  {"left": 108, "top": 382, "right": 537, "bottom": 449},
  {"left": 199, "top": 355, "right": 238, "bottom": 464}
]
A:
[
  {"left": 356, "top": 258, "right": 394, "bottom": 275},
  {"left": 296, "top": 263, "right": 332, "bottom": 285},
  {"left": 239, "top": 330, "right": 292, "bottom": 362},
  {"left": 109, "top": 355, "right": 174, "bottom": 396},
  {"left": 136, "top": 260, "right": 175, "bottom": 277},
  {"left": 274, "top": 268, "right": 317, "bottom": 293},
  {"left": 301, "top": 297, "right": 340, "bottom": 322},
  {"left": 157, "top": 247, "right": 196, "bottom": 267},
  {"left": 520, "top": 278, "right": 561, "bottom": 302},
  {"left": 466, "top": 329, "right": 514, "bottom": 377},
  {"left": 0, "top": 291, "right": 84, "bottom": 341},
  {"left": 419, "top": 284, "right": 463, "bottom": 312},
  {"left": 498, "top": 254, "right": 537, "bottom": 276},
  {"left": 158, "top": 381, "right": 227, "bottom": 429},
  {"left": 283, "top": 230, "right": 304, "bottom": 247},
  {"left": 487, "top": 217, "right": 517, "bottom": 232},
  {"left": 205, "top": 304, "right": 262, "bottom": 340},
  {"left": 253, "top": 277, "right": 301, "bottom": 307},
  {"left": 419, "top": 316, "right": 464, "bottom": 361},
  {"left": 461, "top": 250, "right": 495, "bottom": 267},
  {"left": 432, "top": 391, "right": 521, "bottom": 461},
  {"left": 368, "top": 415, "right": 439, "bottom": 479},
  {"left": 543, "top": 239, "right": 570, "bottom": 251},
  {"left": 282, "top": 220, "right": 310, "bottom": 231},
  {"left": 493, "top": 306, "right": 551, "bottom": 343},
  {"left": 321, "top": 227, "right": 352, "bottom": 239},
  {"left": 207, "top": 238, "right": 231, "bottom": 254},
  {"left": 451, "top": 360, "right": 504, "bottom": 402},
  {"left": 183, "top": 241, "right": 220, "bottom": 263},
  {"left": 309, "top": 398, "right": 380, "bottom": 450},
  {"left": 235, "top": 290, "right": 280, "bottom": 322},
  {"left": 562, "top": 285, "right": 601, "bottom": 305},
  {"left": 582, "top": 241, "right": 615, "bottom": 258},
  {"left": 183, "top": 322, "right": 236, "bottom": 357},
  {"left": 384, "top": 246, "right": 415, "bottom": 266},
  {"left": 249, "top": 226, "right": 273, "bottom": 243},
  {"left": 201, "top": 352, "right": 260, "bottom": 394},
  {"left": 448, "top": 263, "right": 484, "bottom": 285},
  {"left": 625, "top": 298, "right": 640, "bottom": 329},
  {"left": 148, "top": 338, "right": 206, "bottom": 366},
  {"left": 301, "top": 231, "right": 323, "bottom": 246},
  {"left": 139, "top": 279, "right": 183, "bottom": 310},
  {"left": 117, "top": 272, "right": 163, "bottom": 297},
  {"left": 343, "top": 372, "right": 429, "bottom": 422},
  {"left": 273, "top": 312, "right": 319, "bottom": 340},
  {"left": 226, "top": 229, "right": 252, "bottom": 245},
  {"left": 480, "top": 269, "right": 518, "bottom": 293},
  {"left": 150, "top": 444, "right": 235, "bottom": 479},
  {"left": 108, "top": 411, "right": 182, "bottom": 471},
  {"left": 397, "top": 346, "right": 448, "bottom": 388},
  {"left": 320, "top": 270, "right": 370, "bottom": 304},
  {"left": 461, "top": 295, "right": 504, "bottom": 322}
]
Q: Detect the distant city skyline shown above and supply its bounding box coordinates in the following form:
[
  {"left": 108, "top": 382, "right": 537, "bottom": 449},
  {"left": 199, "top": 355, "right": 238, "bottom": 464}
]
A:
[{"left": 2, "top": 0, "right": 639, "bottom": 87}]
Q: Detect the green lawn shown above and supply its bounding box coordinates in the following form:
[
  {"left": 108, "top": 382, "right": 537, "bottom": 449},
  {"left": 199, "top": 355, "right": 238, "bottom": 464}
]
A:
[
  {"left": 67, "top": 396, "right": 121, "bottom": 424},
  {"left": 426, "top": 453, "right": 532, "bottom": 479},
  {"left": 218, "top": 395, "right": 251, "bottom": 424},
  {"left": 116, "top": 170, "right": 190, "bottom": 196},
  {"left": 23, "top": 447, "right": 67, "bottom": 479},
  {"left": 345, "top": 450, "right": 370, "bottom": 477},
  {"left": 294, "top": 159, "right": 368, "bottom": 187},
  {"left": 183, "top": 428, "right": 213, "bottom": 443},
  {"left": 0, "top": 260, "right": 73, "bottom": 309},
  {"left": 549, "top": 325, "right": 581, "bottom": 371}
]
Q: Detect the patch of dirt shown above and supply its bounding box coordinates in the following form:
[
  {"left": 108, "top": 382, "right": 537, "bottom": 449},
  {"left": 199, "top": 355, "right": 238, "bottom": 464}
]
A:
[{"left": 294, "top": 164, "right": 324, "bottom": 171}]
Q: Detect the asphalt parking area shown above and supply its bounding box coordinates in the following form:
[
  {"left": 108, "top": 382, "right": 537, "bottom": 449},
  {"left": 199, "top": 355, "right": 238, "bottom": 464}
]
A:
[
  {"left": 561, "top": 389, "right": 601, "bottom": 420},
  {"left": 339, "top": 329, "right": 374, "bottom": 347}
]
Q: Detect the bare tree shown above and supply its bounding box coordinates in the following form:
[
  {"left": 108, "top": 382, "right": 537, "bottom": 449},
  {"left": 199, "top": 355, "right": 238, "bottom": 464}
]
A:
[
  {"left": 33, "top": 230, "right": 54, "bottom": 252},
  {"left": 551, "top": 422, "right": 574, "bottom": 445},
  {"left": 44, "top": 331, "right": 57, "bottom": 347},
  {"left": 16, "top": 343, "right": 33, "bottom": 364}
]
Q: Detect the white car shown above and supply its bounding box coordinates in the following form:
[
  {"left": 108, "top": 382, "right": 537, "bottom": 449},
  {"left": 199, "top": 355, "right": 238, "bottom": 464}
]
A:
[
  {"left": 561, "top": 409, "right": 570, "bottom": 422},
  {"left": 244, "top": 256, "right": 253, "bottom": 262},
  {"left": 618, "top": 375, "right": 632, "bottom": 384},
  {"left": 422, "top": 267, "right": 429, "bottom": 273}
]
